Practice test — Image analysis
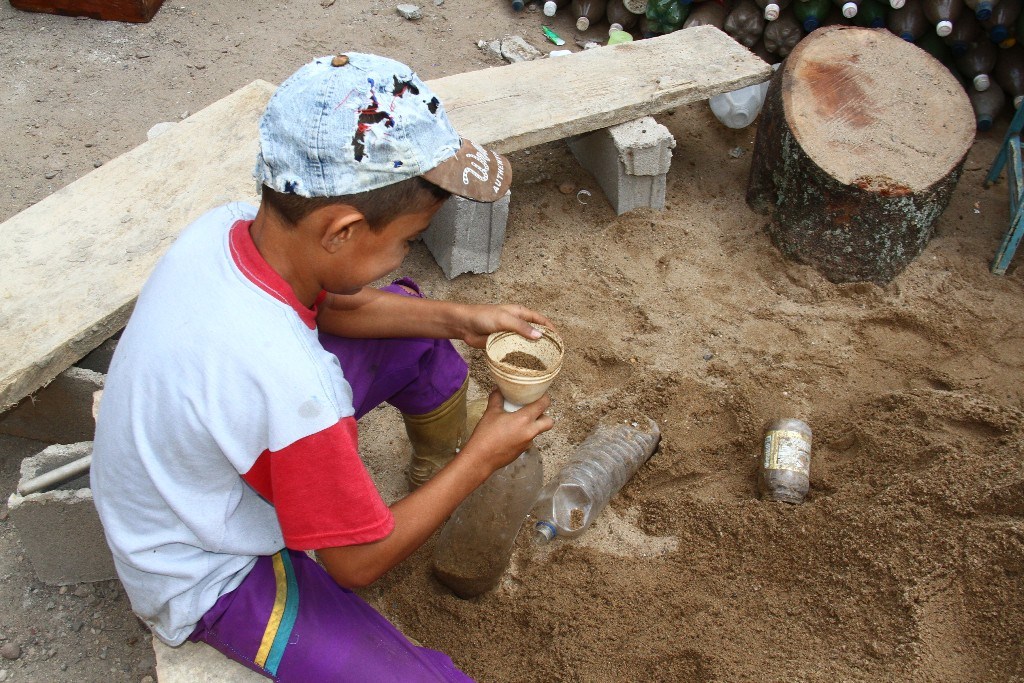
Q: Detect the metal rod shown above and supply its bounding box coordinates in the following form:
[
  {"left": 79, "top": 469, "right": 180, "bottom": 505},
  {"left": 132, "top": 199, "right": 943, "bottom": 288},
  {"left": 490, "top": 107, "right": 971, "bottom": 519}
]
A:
[{"left": 17, "top": 455, "right": 92, "bottom": 496}]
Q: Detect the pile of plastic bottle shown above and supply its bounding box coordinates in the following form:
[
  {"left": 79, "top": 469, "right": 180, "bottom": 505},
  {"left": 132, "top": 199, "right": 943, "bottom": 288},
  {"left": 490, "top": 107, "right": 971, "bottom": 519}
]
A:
[{"left": 536, "top": 0, "right": 1024, "bottom": 130}]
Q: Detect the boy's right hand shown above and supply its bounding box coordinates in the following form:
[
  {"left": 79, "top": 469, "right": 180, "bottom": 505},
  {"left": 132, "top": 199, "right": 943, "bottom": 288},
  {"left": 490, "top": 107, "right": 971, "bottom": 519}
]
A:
[{"left": 461, "top": 390, "right": 553, "bottom": 475}]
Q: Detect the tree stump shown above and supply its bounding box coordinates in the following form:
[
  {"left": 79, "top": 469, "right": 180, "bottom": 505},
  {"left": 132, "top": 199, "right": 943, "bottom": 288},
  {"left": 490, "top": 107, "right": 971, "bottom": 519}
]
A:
[{"left": 747, "top": 26, "right": 975, "bottom": 284}]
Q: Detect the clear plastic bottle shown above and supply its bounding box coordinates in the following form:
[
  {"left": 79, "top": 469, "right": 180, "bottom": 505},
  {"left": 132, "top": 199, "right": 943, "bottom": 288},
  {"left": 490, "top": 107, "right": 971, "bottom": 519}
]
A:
[
  {"left": 725, "top": 0, "right": 768, "bottom": 46},
  {"left": 710, "top": 62, "right": 779, "bottom": 128},
  {"left": 956, "top": 38, "right": 997, "bottom": 90},
  {"left": 763, "top": 8, "right": 804, "bottom": 55},
  {"left": 983, "top": 0, "right": 1021, "bottom": 43},
  {"left": 684, "top": 0, "right": 730, "bottom": 27},
  {"left": 922, "top": 0, "right": 963, "bottom": 36},
  {"left": 944, "top": 9, "right": 980, "bottom": 53},
  {"left": 531, "top": 419, "right": 660, "bottom": 543},
  {"left": 996, "top": 43, "right": 1024, "bottom": 107},
  {"left": 964, "top": 0, "right": 993, "bottom": 20},
  {"left": 432, "top": 444, "right": 543, "bottom": 598},
  {"left": 969, "top": 79, "right": 1006, "bottom": 128},
  {"left": 758, "top": 418, "right": 812, "bottom": 504},
  {"left": 888, "top": 0, "right": 929, "bottom": 40},
  {"left": 607, "top": 0, "right": 640, "bottom": 28},
  {"left": 573, "top": 0, "right": 609, "bottom": 30}
]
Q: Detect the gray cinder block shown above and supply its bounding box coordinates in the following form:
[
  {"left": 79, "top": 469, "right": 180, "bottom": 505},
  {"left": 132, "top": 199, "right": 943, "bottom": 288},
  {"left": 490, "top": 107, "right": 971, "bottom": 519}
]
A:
[
  {"left": 422, "top": 191, "right": 510, "bottom": 279},
  {"left": 7, "top": 442, "right": 116, "bottom": 585},
  {"left": 567, "top": 116, "right": 676, "bottom": 215},
  {"left": 0, "top": 366, "right": 104, "bottom": 444}
]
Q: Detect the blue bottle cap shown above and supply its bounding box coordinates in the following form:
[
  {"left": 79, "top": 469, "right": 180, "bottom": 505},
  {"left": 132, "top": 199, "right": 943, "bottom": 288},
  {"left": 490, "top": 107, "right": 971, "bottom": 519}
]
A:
[
  {"left": 900, "top": 31, "right": 915, "bottom": 41},
  {"left": 803, "top": 17, "right": 820, "bottom": 31},
  {"left": 991, "top": 25, "right": 1009, "bottom": 43},
  {"left": 975, "top": 2, "right": 993, "bottom": 20},
  {"left": 977, "top": 117, "right": 993, "bottom": 131},
  {"left": 512, "top": 0, "right": 525, "bottom": 9}
]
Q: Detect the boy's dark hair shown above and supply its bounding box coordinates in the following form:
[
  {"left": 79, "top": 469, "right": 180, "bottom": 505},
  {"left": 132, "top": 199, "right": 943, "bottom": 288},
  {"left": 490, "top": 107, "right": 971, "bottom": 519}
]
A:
[{"left": 261, "top": 175, "right": 451, "bottom": 231}]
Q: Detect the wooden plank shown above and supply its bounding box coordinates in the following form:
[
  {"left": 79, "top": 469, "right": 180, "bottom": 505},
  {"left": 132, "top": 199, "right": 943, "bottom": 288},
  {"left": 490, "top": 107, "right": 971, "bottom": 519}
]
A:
[
  {"left": 430, "top": 26, "right": 772, "bottom": 153},
  {"left": 0, "top": 81, "right": 273, "bottom": 410},
  {"left": 9, "top": 0, "right": 164, "bottom": 23}
]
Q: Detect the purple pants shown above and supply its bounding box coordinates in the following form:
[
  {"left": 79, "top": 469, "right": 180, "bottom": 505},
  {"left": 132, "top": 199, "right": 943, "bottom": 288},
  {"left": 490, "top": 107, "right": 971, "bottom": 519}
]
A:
[{"left": 188, "top": 279, "right": 472, "bottom": 682}]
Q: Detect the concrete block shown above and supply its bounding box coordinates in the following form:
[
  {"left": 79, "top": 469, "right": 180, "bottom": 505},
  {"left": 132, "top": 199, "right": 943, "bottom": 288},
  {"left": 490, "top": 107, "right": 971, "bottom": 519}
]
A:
[
  {"left": 154, "top": 637, "right": 265, "bottom": 682},
  {"left": 422, "top": 191, "right": 510, "bottom": 279},
  {"left": 567, "top": 116, "right": 676, "bottom": 215},
  {"left": 7, "top": 442, "right": 116, "bottom": 585},
  {"left": 0, "top": 366, "right": 104, "bottom": 444},
  {"left": 75, "top": 337, "right": 119, "bottom": 374}
]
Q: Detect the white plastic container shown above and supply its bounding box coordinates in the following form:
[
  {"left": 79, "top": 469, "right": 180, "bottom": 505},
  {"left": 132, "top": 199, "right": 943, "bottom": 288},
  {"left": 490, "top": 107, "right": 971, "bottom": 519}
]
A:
[
  {"left": 531, "top": 418, "right": 660, "bottom": 543},
  {"left": 709, "top": 63, "right": 779, "bottom": 129}
]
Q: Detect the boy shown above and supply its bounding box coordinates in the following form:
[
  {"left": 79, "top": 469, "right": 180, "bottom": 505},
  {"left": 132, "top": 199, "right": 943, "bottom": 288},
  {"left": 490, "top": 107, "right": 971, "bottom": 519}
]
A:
[{"left": 91, "top": 54, "right": 554, "bottom": 681}]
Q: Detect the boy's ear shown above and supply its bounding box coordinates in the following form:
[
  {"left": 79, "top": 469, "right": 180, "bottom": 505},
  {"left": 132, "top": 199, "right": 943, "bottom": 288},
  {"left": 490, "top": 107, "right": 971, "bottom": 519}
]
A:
[{"left": 318, "top": 205, "right": 368, "bottom": 253}]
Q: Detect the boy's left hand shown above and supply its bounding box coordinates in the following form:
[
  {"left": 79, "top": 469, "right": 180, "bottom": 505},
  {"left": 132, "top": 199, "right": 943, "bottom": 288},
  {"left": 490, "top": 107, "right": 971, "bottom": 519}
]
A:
[{"left": 458, "top": 304, "right": 553, "bottom": 349}]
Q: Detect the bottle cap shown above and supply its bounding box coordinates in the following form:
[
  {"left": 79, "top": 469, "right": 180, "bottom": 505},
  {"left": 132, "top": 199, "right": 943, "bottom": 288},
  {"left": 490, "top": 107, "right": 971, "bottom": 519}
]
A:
[
  {"left": 543, "top": 0, "right": 557, "bottom": 15},
  {"left": 609, "top": 22, "right": 623, "bottom": 34},
  {"left": 803, "top": 17, "right": 820, "bottom": 31},
  {"left": 978, "top": 116, "right": 993, "bottom": 131},
  {"left": 534, "top": 521, "right": 557, "bottom": 543},
  {"left": 976, "top": 1, "right": 992, "bottom": 20},
  {"left": 576, "top": 15, "right": 591, "bottom": 31},
  {"left": 900, "top": 31, "right": 915, "bottom": 41},
  {"left": 974, "top": 73, "right": 991, "bottom": 91},
  {"left": 841, "top": 2, "right": 858, "bottom": 17},
  {"left": 936, "top": 20, "right": 953, "bottom": 36},
  {"left": 764, "top": 3, "right": 780, "bottom": 20},
  {"left": 512, "top": 0, "right": 525, "bottom": 10},
  {"left": 991, "top": 25, "right": 1009, "bottom": 43},
  {"left": 889, "top": 0, "right": 905, "bottom": 7}
]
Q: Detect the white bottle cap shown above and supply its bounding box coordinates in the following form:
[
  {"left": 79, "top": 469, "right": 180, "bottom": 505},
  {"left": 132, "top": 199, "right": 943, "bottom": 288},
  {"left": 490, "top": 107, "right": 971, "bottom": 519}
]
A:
[
  {"left": 576, "top": 15, "right": 590, "bottom": 31},
  {"left": 609, "top": 22, "right": 623, "bottom": 34},
  {"left": 974, "top": 74, "right": 991, "bottom": 91},
  {"left": 1016, "top": 95, "right": 1024, "bottom": 109},
  {"left": 842, "top": 2, "right": 858, "bottom": 18},
  {"left": 543, "top": 0, "right": 557, "bottom": 15},
  {"left": 936, "top": 20, "right": 953, "bottom": 36},
  {"left": 889, "top": 0, "right": 904, "bottom": 7},
  {"left": 764, "top": 3, "right": 780, "bottom": 20}
]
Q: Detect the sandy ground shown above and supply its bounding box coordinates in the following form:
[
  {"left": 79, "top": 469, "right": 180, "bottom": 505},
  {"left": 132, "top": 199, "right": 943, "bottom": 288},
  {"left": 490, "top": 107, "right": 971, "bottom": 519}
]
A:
[{"left": 2, "top": 1, "right": 1023, "bottom": 682}]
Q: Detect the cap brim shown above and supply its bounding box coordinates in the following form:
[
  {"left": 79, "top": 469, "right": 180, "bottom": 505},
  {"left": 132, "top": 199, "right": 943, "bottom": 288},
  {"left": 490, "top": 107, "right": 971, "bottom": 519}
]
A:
[{"left": 421, "top": 138, "right": 512, "bottom": 202}]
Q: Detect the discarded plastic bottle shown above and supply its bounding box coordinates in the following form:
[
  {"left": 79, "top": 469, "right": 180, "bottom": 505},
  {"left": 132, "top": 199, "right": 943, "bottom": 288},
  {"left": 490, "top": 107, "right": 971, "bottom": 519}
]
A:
[
  {"left": 543, "top": 0, "right": 571, "bottom": 16},
  {"left": 795, "top": 0, "right": 833, "bottom": 31},
  {"left": 956, "top": 38, "right": 997, "bottom": 89},
  {"left": 756, "top": 0, "right": 792, "bottom": 21},
  {"left": 917, "top": 29, "right": 955, "bottom": 64},
  {"left": 432, "top": 443, "right": 544, "bottom": 598},
  {"left": 758, "top": 418, "right": 812, "bottom": 504},
  {"left": 853, "top": 0, "right": 888, "bottom": 25},
  {"left": 725, "top": 0, "right": 768, "bottom": 47},
  {"left": 531, "top": 419, "right": 660, "bottom": 543},
  {"left": 944, "top": 10, "right": 981, "bottom": 52},
  {"left": 751, "top": 37, "right": 781, "bottom": 63},
  {"left": 573, "top": 0, "right": 608, "bottom": 30},
  {"left": 964, "top": 0, "right": 994, "bottom": 20},
  {"left": 710, "top": 62, "right": 779, "bottom": 127},
  {"left": 983, "top": 0, "right": 1021, "bottom": 43},
  {"left": 646, "top": 0, "right": 691, "bottom": 32},
  {"left": 888, "top": 0, "right": 929, "bottom": 40},
  {"left": 623, "top": 0, "right": 649, "bottom": 13},
  {"left": 834, "top": 0, "right": 861, "bottom": 19},
  {"left": 922, "top": 0, "right": 963, "bottom": 35},
  {"left": 763, "top": 8, "right": 804, "bottom": 54},
  {"left": 607, "top": 0, "right": 640, "bottom": 28},
  {"left": 969, "top": 79, "right": 1006, "bottom": 128},
  {"left": 996, "top": 43, "right": 1024, "bottom": 106},
  {"left": 685, "top": 0, "right": 731, "bottom": 28},
  {"left": 608, "top": 27, "right": 636, "bottom": 42}
]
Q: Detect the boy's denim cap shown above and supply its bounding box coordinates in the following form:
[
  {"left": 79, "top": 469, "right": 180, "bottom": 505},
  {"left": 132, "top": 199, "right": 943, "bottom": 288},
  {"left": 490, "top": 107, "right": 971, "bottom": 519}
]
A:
[{"left": 255, "top": 54, "right": 511, "bottom": 203}]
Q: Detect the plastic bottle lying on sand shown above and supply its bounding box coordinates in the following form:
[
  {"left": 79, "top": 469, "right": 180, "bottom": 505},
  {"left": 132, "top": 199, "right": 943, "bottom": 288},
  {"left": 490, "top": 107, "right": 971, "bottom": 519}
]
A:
[
  {"left": 709, "top": 63, "right": 780, "bottom": 128},
  {"left": 758, "top": 418, "right": 812, "bottom": 504},
  {"left": 532, "top": 418, "right": 660, "bottom": 543}
]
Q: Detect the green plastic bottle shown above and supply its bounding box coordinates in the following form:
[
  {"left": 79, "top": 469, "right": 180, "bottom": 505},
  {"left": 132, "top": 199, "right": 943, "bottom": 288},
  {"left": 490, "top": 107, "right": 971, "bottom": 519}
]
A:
[
  {"left": 645, "top": 0, "right": 690, "bottom": 33},
  {"left": 853, "top": 0, "right": 887, "bottom": 26},
  {"left": 794, "top": 0, "right": 831, "bottom": 31}
]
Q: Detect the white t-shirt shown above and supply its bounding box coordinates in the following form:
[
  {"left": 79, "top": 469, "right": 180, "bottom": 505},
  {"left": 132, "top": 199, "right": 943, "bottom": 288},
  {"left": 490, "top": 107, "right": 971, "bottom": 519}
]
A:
[{"left": 91, "top": 203, "right": 394, "bottom": 645}]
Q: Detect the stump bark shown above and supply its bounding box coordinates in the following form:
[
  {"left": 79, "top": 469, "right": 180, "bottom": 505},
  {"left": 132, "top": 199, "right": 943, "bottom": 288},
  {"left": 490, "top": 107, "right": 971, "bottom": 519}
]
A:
[{"left": 747, "top": 26, "right": 975, "bottom": 284}]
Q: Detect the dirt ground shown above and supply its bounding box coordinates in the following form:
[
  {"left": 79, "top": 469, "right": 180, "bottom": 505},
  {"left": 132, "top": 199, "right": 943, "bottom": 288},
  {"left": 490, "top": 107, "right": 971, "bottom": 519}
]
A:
[{"left": 2, "top": 1, "right": 1023, "bottom": 682}]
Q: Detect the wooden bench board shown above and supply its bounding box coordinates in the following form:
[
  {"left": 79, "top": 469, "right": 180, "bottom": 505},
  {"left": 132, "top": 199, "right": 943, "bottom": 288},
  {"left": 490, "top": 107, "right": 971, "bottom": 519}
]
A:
[{"left": 0, "top": 27, "right": 770, "bottom": 410}]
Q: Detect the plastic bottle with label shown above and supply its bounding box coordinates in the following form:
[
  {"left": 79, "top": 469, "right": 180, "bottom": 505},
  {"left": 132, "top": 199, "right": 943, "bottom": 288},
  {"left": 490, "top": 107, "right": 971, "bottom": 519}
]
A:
[
  {"left": 684, "top": 0, "right": 731, "bottom": 27},
  {"left": 543, "top": 0, "right": 571, "bottom": 16},
  {"left": 432, "top": 443, "right": 543, "bottom": 597},
  {"left": 756, "top": 0, "right": 792, "bottom": 21},
  {"left": 963, "top": 0, "right": 994, "bottom": 19},
  {"left": 725, "top": 0, "right": 768, "bottom": 46},
  {"left": 956, "top": 38, "right": 997, "bottom": 89},
  {"left": 531, "top": 419, "right": 660, "bottom": 543},
  {"left": 888, "top": 0, "right": 929, "bottom": 40},
  {"left": 710, "top": 62, "right": 780, "bottom": 127},
  {"left": 853, "top": 0, "right": 888, "bottom": 25},
  {"left": 983, "top": 0, "right": 1021, "bottom": 43},
  {"left": 944, "top": 10, "right": 981, "bottom": 52},
  {"left": 921, "top": 0, "right": 963, "bottom": 33},
  {"left": 758, "top": 418, "right": 812, "bottom": 504},
  {"left": 763, "top": 8, "right": 804, "bottom": 54},
  {"left": 607, "top": 0, "right": 640, "bottom": 28},
  {"left": 795, "top": 0, "right": 833, "bottom": 30},
  {"left": 646, "top": 0, "right": 691, "bottom": 32},
  {"left": 996, "top": 43, "right": 1024, "bottom": 106},
  {"left": 573, "top": 0, "right": 609, "bottom": 30},
  {"left": 969, "top": 80, "right": 1006, "bottom": 128}
]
